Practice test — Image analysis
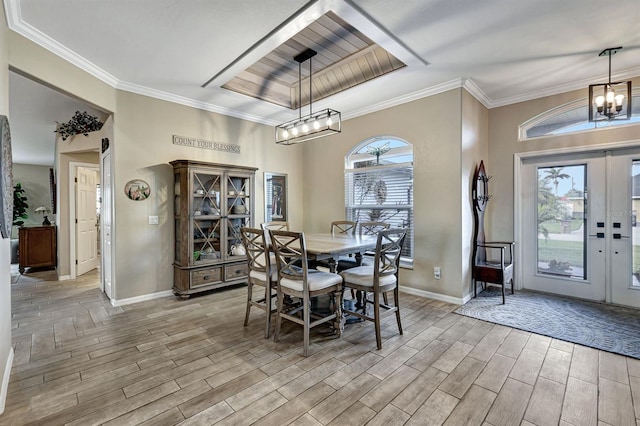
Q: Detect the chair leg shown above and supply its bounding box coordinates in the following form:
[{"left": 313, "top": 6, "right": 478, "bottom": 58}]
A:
[
  {"left": 264, "top": 283, "right": 271, "bottom": 339},
  {"left": 393, "top": 287, "right": 402, "bottom": 335},
  {"left": 383, "top": 291, "right": 389, "bottom": 305},
  {"left": 333, "top": 289, "right": 343, "bottom": 337},
  {"left": 374, "top": 291, "right": 382, "bottom": 350},
  {"left": 473, "top": 278, "right": 477, "bottom": 298},
  {"left": 273, "top": 289, "right": 284, "bottom": 342},
  {"left": 244, "top": 281, "right": 253, "bottom": 327},
  {"left": 501, "top": 282, "right": 505, "bottom": 304},
  {"left": 510, "top": 278, "right": 514, "bottom": 294},
  {"left": 303, "top": 296, "right": 310, "bottom": 356}
]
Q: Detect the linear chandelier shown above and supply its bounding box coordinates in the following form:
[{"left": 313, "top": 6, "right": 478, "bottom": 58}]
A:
[
  {"left": 588, "top": 46, "right": 632, "bottom": 122},
  {"left": 275, "top": 48, "right": 341, "bottom": 145}
]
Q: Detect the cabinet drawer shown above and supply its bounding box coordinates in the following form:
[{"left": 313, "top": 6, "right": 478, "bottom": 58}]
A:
[
  {"left": 191, "top": 267, "right": 222, "bottom": 288},
  {"left": 225, "top": 263, "right": 248, "bottom": 280}
]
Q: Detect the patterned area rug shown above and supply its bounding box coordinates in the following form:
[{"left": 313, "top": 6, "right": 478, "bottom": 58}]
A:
[{"left": 455, "top": 288, "right": 640, "bottom": 359}]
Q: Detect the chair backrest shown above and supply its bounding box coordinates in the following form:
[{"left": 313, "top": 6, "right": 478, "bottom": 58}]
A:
[
  {"left": 240, "top": 227, "right": 270, "bottom": 276},
  {"left": 269, "top": 230, "right": 309, "bottom": 291},
  {"left": 373, "top": 228, "right": 408, "bottom": 282},
  {"left": 261, "top": 221, "right": 289, "bottom": 231},
  {"left": 359, "top": 221, "right": 390, "bottom": 236},
  {"left": 331, "top": 220, "right": 356, "bottom": 236}
]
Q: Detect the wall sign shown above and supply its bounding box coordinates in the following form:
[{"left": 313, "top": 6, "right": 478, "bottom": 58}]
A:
[{"left": 173, "top": 135, "right": 240, "bottom": 154}]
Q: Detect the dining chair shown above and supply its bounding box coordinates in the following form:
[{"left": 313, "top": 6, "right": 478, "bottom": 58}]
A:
[
  {"left": 261, "top": 221, "right": 289, "bottom": 232},
  {"left": 359, "top": 221, "right": 390, "bottom": 236},
  {"left": 315, "top": 221, "right": 358, "bottom": 272},
  {"left": 269, "top": 229, "right": 343, "bottom": 356},
  {"left": 240, "top": 227, "right": 277, "bottom": 338},
  {"left": 331, "top": 220, "right": 356, "bottom": 236},
  {"left": 339, "top": 228, "right": 407, "bottom": 350}
]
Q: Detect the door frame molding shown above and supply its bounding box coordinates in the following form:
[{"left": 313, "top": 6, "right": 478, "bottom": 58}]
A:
[
  {"left": 68, "top": 161, "right": 100, "bottom": 280},
  {"left": 100, "top": 147, "right": 114, "bottom": 301},
  {"left": 514, "top": 139, "right": 640, "bottom": 294}
]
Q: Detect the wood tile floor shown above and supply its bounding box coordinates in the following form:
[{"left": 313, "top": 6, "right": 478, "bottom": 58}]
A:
[{"left": 2, "top": 267, "right": 640, "bottom": 425}]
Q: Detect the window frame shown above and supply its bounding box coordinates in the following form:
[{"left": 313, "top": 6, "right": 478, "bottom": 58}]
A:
[
  {"left": 344, "top": 136, "right": 414, "bottom": 268},
  {"left": 519, "top": 89, "right": 640, "bottom": 141}
]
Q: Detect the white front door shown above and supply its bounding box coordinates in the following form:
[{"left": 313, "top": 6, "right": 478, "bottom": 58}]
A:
[
  {"left": 521, "top": 148, "right": 640, "bottom": 308},
  {"left": 608, "top": 149, "right": 640, "bottom": 307},
  {"left": 76, "top": 167, "right": 99, "bottom": 276}
]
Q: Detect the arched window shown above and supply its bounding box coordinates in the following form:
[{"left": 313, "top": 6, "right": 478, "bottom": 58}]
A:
[
  {"left": 345, "top": 136, "right": 414, "bottom": 264},
  {"left": 520, "top": 90, "right": 640, "bottom": 140}
]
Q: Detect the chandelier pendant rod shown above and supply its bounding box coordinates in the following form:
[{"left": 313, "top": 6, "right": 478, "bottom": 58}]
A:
[
  {"left": 309, "top": 55, "right": 313, "bottom": 117},
  {"left": 298, "top": 60, "right": 302, "bottom": 121}
]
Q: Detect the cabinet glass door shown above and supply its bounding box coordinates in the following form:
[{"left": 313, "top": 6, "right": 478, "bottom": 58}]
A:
[
  {"left": 192, "top": 171, "right": 223, "bottom": 265},
  {"left": 226, "top": 173, "right": 252, "bottom": 260}
]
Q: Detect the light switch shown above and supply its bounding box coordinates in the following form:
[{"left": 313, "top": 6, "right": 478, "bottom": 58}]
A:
[{"left": 149, "top": 215, "right": 159, "bottom": 225}]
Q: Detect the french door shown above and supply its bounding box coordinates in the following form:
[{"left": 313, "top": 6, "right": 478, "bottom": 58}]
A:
[{"left": 521, "top": 148, "right": 640, "bottom": 308}]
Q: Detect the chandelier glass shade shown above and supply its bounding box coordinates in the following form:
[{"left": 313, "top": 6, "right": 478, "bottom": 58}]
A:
[
  {"left": 588, "top": 47, "right": 632, "bottom": 122},
  {"left": 275, "top": 48, "right": 341, "bottom": 145}
]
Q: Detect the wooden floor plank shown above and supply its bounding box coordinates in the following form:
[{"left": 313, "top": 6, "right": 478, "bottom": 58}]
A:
[{"left": 4, "top": 269, "right": 640, "bottom": 426}]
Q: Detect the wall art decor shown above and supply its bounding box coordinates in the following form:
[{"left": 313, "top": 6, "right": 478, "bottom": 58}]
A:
[
  {"left": 124, "top": 179, "right": 150, "bottom": 201},
  {"left": 0, "top": 115, "right": 13, "bottom": 239},
  {"left": 264, "top": 172, "right": 287, "bottom": 222}
]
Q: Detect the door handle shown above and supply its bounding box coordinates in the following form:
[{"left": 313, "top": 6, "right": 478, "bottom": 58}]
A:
[
  {"left": 613, "top": 233, "right": 630, "bottom": 239},
  {"left": 588, "top": 233, "right": 605, "bottom": 238}
]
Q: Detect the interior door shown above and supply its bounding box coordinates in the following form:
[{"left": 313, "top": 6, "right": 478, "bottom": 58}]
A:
[
  {"left": 76, "top": 167, "right": 99, "bottom": 276},
  {"left": 522, "top": 149, "right": 640, "bottom": 308},
  {"left": 101, "top": 152, "right": 112, "bottom": 298}
]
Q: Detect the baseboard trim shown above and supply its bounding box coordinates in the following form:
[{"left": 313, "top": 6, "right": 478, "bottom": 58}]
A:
[
  {"left": 58, "top": 275, "right": 71, "bottom": 281},
  {"left": 111, "top": 290, "right": 174, "bottom": 307},
  {"left": 0, "top": 347, "right": 14, "bottom": 415},
  {"left": 399, "top": 285, "right": 468, "bottom": 305}
]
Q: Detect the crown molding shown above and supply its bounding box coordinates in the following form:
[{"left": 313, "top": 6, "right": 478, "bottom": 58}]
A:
[
  {"left": 489, "top": 65, "right": 640, "bottom": 108},
  {"left": 115, "top": 81, "right": 276, "bottom": 126},
  {"left": 461, "top": 78, "right": 492, "bottom": 108},
  {"left": 5, "top": 0, "right": 119, "bottom": 87},
  {"left": 344, "top": 78, "right": 466, "bottom": 120}
]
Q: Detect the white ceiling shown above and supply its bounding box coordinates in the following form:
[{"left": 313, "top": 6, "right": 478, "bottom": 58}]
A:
[{"left": 7, "top": 0, "right": 640, "bottom": 165}]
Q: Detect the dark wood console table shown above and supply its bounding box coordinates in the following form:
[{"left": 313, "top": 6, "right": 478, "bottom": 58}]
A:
[{"left": 18, "top": 226, "right": 57, "bottom": 274}]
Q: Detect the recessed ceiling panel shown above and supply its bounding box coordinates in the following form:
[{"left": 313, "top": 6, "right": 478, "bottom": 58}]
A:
[{"left": 222, "top": 11, "right": 406, "bottom": 109}]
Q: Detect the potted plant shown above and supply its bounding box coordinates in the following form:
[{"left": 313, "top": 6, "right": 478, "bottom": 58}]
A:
[
  {"left": 12, "top": 182, "right": 28, "bottom": 226},
  {"left": 54, "top": 110, "right": 103, "bottom": 141}
]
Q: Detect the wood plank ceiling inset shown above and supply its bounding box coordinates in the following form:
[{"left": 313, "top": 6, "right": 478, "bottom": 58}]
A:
[{"left": 221, "top": 11, "right": 406, "bottom": 110}]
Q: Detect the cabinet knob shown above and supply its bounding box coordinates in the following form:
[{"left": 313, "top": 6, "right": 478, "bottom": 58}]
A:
[{"left": 203, "top": 275, "right": 210, "bottom": 280}]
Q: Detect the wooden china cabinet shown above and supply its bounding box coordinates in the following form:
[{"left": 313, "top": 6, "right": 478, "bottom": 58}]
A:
[{"left": 171, "top": 160, "right": 257, "bottom": 298}]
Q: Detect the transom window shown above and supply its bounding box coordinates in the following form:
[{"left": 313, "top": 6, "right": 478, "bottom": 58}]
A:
[
  {"left": 520, "top": 90, "right": 640, "bottom": 140},
  {"left": 345, "top": 136, "right": 413, "bottom": 264}
]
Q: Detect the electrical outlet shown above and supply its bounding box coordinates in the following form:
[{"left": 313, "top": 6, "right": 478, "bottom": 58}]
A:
[
  {"left": 149, "top": 215, "right": 159, "bottom": 225},
  {"left": 434, "top": 266, "right": 441, "bottom": 280}
]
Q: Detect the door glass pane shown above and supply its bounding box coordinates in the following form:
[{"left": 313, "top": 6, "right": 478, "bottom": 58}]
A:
[
  {"left": 632, "top": 161, "right": 640, "bottom": 287},
  {"left": 537, "top": 165, "right": 586, "bottom": 279}
]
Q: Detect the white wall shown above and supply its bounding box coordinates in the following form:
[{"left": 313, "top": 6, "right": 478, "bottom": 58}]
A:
[{"left": 0, "top": 2, "right": 13, "bottom": 414}]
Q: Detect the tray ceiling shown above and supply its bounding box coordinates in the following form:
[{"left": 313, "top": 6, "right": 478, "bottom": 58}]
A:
[{"left": 221, "top": 12, "right": 406, "bottom": 110}]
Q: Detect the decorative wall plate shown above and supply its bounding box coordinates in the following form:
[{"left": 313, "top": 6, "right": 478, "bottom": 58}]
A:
[
  {"left": 124, "top": 179, "right": 150, "bottom": 201},
  {"left": 0, "top": 116, "right": 13, "bottom": 239}
]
